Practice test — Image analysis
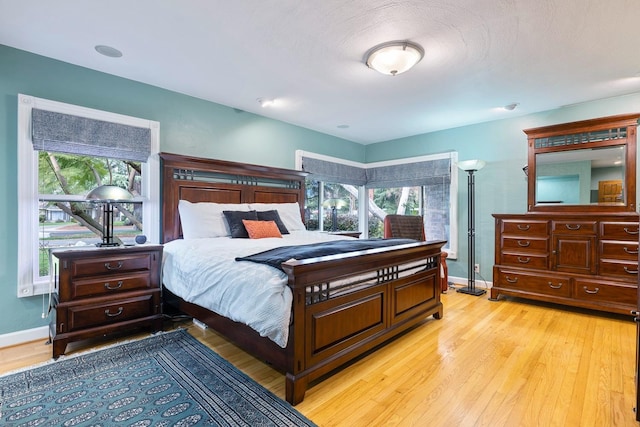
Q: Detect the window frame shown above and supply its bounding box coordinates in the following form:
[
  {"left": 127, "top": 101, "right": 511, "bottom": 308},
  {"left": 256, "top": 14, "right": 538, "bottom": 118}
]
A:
[
  {"left": 17, "top": 94, "right": 160, "bottom": 297},
  {"left": 295, "top": 150, "right": 458, "bottom": 258}
]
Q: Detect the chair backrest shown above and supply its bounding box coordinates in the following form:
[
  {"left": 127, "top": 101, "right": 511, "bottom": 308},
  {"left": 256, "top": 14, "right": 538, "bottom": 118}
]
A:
[{"left": 383, "top": 215, "right": 426, "bottom": 241}]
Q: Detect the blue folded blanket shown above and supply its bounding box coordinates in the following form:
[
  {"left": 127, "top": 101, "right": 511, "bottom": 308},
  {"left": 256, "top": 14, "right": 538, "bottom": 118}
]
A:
[{"left": 235, "top": 238, "right": 417, "bottom": 272}]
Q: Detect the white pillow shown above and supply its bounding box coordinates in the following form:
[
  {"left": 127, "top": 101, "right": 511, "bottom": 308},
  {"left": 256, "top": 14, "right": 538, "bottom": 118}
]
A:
[
  {"left": 178, "top": 200, "right": 251, "bottom": 239},
  {"left": 249, "top": 202, "right": 306, "bottom": 231}
]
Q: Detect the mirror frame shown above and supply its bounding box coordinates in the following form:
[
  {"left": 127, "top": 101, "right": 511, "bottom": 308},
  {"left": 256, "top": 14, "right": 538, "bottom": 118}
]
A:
[{"left": 525, "top": 113, "right": 639, "bottom": 213}]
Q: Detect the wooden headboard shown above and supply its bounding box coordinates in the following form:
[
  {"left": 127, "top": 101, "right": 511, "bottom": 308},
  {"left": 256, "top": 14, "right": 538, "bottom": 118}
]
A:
[{"left": 159, "top": 153, "right": 308, "bottom": 243}]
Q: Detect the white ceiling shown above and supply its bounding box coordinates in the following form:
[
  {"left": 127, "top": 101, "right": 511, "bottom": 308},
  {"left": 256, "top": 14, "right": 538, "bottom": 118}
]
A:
[{"left": 2, "top": 0, "right": 640, "bottom": 144}]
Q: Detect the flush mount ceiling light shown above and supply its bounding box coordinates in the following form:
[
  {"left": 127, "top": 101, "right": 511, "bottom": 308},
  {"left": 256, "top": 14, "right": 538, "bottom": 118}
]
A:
[
  {"left": 365, "top": 41, "right": 424, "bottom": 76},
  {"left": 95, "top": 45, "right": 123, "bottom": 58}
]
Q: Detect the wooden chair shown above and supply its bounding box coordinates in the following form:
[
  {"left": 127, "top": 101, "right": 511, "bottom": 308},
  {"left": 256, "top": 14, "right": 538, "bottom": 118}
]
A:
[{"left": 383, "top": 214, "right": 449, "bottom": 292}]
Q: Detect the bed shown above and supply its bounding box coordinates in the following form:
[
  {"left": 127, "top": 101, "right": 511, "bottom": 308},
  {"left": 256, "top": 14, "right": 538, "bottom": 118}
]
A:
[{"left": 159, "top": 152, "right": 446, "bottom": 404}]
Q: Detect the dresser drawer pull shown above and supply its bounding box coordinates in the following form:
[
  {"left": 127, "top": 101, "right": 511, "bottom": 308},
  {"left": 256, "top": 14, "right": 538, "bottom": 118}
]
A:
[
  {"left": 505, "top": 276, "right": 518, "bottom": 283},
  {"left": 105, "top": 307, "right": 124, "bottom": 317},
  {"left": 624, "top": 266, "right": 639, "bottom": 274},
  {"left": 104, "top": 261, "right": 123, "bottom": 270},
  {"left": 624, "top": 227, "right": 639, "bottom": 235},
  {"left": 583, "top": 286, "right": 599, "bottom": 294},
  {"left": 516, "top": 224, "right": 530, "bottom": 231},
  {"left": 104, "top": 281, "right": 124, "bottom": 290},
  {"left": 517, "top": 257, "right": 531, "bottom": 264},
  {"left": 517, "top": 240, "right": 530, "bottom": 247},
  {"left": 548, "top": 282, "right": 563, "bottom": 289},
  {"left": 624, "top": 247, "right": 639, "bottom": 254},
  {"left": 565, "top": 224, "right": 581, "bottom": 230}
]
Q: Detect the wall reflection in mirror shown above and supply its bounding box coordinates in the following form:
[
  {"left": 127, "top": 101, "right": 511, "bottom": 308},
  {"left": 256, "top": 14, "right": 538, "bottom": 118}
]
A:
[{"left": 535, "top": 145, "right": 626, "bottom": 206}]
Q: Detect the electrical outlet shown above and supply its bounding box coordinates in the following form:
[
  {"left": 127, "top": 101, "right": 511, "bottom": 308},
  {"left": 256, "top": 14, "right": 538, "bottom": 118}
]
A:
[{"left": 474, "top": 263, "right": 480, "bottom": 274}]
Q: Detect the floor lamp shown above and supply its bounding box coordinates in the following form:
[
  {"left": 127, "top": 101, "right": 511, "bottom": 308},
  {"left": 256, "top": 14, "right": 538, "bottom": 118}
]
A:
[{"left": 457, "top": 159, "right": 486, "bottom": 296}]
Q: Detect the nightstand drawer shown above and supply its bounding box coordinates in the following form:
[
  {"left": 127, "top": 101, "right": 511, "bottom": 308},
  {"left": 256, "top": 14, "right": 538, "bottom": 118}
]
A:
[
  {"left": 59, "top": 292, "right": 160, "bottom": 333},
  {"left": 69, "top": 252, "right": 154, "bottom": 277},
  {"left": 70, "top": 272, "right": 153, "bottom": 299}
]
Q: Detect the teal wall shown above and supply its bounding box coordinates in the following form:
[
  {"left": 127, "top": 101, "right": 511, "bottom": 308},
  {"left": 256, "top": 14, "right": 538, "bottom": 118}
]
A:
[
  {"left": 366, "top": 93, "right": 640, "bottom": 280},
  {"left": 1, "top": 43, "right": 639, "bottom": 337},
  {"left": 0, "top": 45, "right": 365, "bottom": 335}
]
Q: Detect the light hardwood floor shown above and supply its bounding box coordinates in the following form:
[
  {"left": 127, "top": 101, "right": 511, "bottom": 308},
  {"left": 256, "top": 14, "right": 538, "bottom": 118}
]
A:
[{"left": 1, "top": 288, "right": 637, "bottom": 427}]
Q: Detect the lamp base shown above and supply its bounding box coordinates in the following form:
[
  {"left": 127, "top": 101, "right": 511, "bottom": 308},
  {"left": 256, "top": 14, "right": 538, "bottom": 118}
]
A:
[
  {"left": 456, "top": 287, "right": 487, "bottom": 296},
  {"left": 96, "top": 242, "right": 121, "bottom": 247}
]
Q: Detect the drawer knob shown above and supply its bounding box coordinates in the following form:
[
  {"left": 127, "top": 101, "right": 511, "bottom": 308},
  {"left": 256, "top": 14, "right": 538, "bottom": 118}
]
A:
[
  {"left": 517, "top": 224, "right": 530, "bottom": 231},
  {"left": 104, "top": 281, "right": 124, "bottom": 290},
  {"left": 105, "top": 307, "right": 124, "bottom": 317},
  {"left": 583, "top": 286, "right": 599, "bottom": 294},
  {"left": 624, "top": 266, "right": 639, "bottom": 274},
  {"left": 505, "top": 276, "right": 518, "bottom": 283},
  {"left": 517, "top": 240, "right": 530, "bottom": 247},
  {"left": 565, "top": 224, "right": 581, "bottom": 230},
  {"left": 104, "top": 261, "right": 123, "bottom": 270},
  {"left": 624, "top": 227, "right": 639, "bottom": 235},
  {"left": 624, "top": 247, "right": 639, "bottom": 255},
  {"left": 517, "top": 257, "right": 531, "bottom": 264}
]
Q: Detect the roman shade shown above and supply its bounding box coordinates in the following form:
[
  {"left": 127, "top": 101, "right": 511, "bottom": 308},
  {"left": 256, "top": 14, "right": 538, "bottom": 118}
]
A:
[
  {"left": 365, "top": 158, "right": 451, "bottom": 188},
  {"left": 301, "top": 156, "right": 367, "bottom": 186},
  {"left": 31, "top": 108, "right": 151, "bottom": 162}
]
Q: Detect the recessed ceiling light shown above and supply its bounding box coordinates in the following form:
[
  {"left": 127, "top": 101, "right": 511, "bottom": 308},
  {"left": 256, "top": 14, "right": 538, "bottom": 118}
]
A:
[
  {"left": 503, "top": 102, "right": 519, "bottom": 111},
  {"left": 95, "top": 45, "right": 123, "bottom": 58},
  {"left": 257, "top": 98, "right": 275, "bottom": 108}
]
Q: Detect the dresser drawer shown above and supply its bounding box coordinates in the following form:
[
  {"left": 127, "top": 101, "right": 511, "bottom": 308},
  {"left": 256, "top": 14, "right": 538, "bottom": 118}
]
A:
[
  {"left": 502, "top": 237, "right": 548, "bottom": 252},
  {"left": 495, "top": 269, "right": 571, "bottom": 298},
  {"left": 599, "top": 241, "right": 639, "bottom": 260},
  {"left": 69, "top": 252, "right": 155, "bottom": 277},
  {"left": 599, "top": 259, "right": 639, "bottom": 279},
  {"left": 500, "top": 253, "right": 548, "bottom": 269},
  {"left": 600, "top": 222, "right": 640, "bottom": 240},
  {"left": 501, "top": 220, "right": 548, "bottom": 236},
  {"left": 552, "top": 220, "right": 597, "bottom": 235},
  {"left": 573, "top": 279, "right": 637, "bottom": 306},
  {"left": 58, "top": 291, "right": 160, "bottom": 333},
  {"left": 70, "top": 272, "right": 153, "bottom": 299}
]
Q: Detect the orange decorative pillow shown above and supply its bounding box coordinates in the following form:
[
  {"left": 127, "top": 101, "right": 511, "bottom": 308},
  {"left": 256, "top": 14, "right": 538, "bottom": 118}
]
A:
[{"left": 242, "top": 220, "right": 283, "bottom": 239}]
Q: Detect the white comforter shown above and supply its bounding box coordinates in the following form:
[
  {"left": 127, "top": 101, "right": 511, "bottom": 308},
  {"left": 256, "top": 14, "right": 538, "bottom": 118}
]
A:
[{"left": 162, "top": 231, "right": 350, "bottom": 347}]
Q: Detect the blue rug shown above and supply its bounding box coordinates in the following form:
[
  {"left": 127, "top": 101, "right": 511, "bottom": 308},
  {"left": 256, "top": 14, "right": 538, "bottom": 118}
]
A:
[{"left": 0, "top": 329, "right": 316, "bottom": 426}]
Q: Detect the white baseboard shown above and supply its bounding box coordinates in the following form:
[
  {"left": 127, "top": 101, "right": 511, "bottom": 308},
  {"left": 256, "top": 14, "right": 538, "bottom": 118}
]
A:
[
  {"left": 448, "top": 275, "right": 493, "bottom": 289},
  {"left": 0, "top": 326, "right": 49, "bottom": 349}
]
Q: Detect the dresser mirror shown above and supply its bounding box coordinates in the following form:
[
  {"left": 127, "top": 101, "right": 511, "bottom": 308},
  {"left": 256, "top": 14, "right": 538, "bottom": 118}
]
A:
[{"left": 525, "top": 114, "right": 639, "bottom": 213}]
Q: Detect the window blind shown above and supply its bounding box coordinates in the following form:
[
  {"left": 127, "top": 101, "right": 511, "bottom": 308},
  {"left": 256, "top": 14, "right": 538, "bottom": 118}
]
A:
[
  {"left": 301, "top": 155, "right": 367, "bottom": 186},
  {"left": 31, "top": 108, "right": 151, "bottom": 162},
  {"left": 365, "top": 158, "right": 451, "bottom": 188}
]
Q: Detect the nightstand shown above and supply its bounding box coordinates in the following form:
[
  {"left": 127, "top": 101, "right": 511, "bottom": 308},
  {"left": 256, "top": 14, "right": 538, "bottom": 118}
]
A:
[{"left": 50, "top": 244, "right": 163, "bottom": 358}]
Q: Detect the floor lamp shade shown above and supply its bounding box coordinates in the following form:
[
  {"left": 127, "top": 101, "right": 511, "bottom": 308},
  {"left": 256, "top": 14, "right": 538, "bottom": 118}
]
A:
[{"left": 457, "top": 160, "right": 486, "bottom": 296}]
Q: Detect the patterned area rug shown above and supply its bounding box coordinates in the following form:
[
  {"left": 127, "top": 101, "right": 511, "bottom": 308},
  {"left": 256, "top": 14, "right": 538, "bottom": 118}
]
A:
[{"left": 0, "top": 329, "right": 316, "bottom": 426}]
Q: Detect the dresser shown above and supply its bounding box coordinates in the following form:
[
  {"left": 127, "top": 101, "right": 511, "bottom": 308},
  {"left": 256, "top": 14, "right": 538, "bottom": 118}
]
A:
[
  {"left": 492, "top": 213, "right": 639, "bottom": 314},
  {"left": 50, "top": 245, "right": 163, "bottom": 358}
]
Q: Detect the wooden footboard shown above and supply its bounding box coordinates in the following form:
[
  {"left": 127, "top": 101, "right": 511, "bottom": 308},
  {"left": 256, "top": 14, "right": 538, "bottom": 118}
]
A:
[{"left": 282, "top": 239, "right": 445, "bottom": 404}]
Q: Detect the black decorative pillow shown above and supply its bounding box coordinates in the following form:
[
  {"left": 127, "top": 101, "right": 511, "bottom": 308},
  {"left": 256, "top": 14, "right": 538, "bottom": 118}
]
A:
[
  {"left": 257, "top": 210, "right": 289, "bottom": 234},
  {"left": 223, "top": 210, "right": 258, "bottom": 238}
]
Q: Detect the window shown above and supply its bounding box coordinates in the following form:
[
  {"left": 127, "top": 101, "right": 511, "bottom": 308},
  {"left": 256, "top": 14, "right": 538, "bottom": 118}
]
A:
[
  {"left": 296, "top": 150, "right": 458, "bottom": 257},
  {"left": 17, "top": 94, "right": 160, "bottom": 297},
  {"left": 305, "top": 180, "right": 359, "bottom": 232}
]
